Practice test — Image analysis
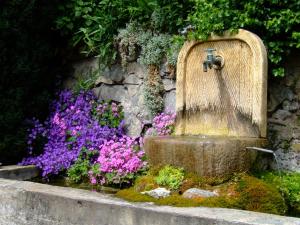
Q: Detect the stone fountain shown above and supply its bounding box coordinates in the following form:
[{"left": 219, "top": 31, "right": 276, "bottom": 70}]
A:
[{"left": 145, "top": 29, "right": 268, "bottom": 177}]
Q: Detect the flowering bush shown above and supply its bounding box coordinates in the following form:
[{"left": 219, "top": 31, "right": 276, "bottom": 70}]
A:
[
  {"left": 146, "top": 112, "right": 176, "bottom": 136},
  {"left": 88, "top": 136, "right": 146, "bottom": 186},
  {"left": 20, "top": 90, "right": 125, "bottom": 178},
  {"left": 93, "top": 100, "right": 124, "bottom": 128}
]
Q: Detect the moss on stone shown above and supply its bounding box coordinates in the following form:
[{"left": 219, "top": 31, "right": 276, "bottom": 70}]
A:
[
  {"left": 236, "top": 174, "right": 287, "bottom": 215},
  {"left": 116, "top": 173, "right": 287, "bottom": 216},
  {"left": 116, "top": 188, "right": 155, "bottom": 202},
  {"left": 134, "top": 175, "right": 158, "bottom": 192}
]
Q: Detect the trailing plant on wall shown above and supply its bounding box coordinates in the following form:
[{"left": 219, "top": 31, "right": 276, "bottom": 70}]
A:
[
  {"left": 188, "top": 0, "right": 300, "bottom": 77},
  {"left": 116, "top": 21, "right": 182, "bottom": 115}
]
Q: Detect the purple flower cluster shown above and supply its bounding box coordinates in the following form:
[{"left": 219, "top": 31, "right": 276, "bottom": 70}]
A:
[
  {"left": 93, "top": 100, "right": 124, "bottom": 128},
  {"left": 146, "top": 112, "right": 176, "bottom": 136},
  {"left": 88, "top": 136, "right": 146, "bottom": 185},
  {"left": 20, "top": 90, "right": 125, "bottom": 177}
]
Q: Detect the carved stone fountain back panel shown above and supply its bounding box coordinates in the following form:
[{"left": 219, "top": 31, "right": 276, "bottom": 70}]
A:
[{"left": 175, "top": 30, "right": 267, "bottom": 137}]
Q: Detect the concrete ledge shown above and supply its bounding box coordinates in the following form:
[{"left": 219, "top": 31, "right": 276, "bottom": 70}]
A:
[
  {"left": 0, "top": 178, "right": 299, "bottom": 225},
  {"left": 0, "top": 165, "right": 39, "bottom": 180}
]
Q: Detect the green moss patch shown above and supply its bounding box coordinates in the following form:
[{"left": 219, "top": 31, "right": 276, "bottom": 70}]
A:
[{"left": 116, "top": 172, "right": 287, "bottom": 215}]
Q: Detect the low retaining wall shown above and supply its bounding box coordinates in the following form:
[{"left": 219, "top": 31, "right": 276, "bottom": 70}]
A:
[
  {"left": 0, "top": 165, "right": 39, "bottom": 180},
  {"left": 0, "top": 178, "right": 299, "bottom": 225}
]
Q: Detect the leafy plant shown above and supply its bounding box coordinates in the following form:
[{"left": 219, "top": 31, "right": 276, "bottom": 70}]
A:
[
  {"left": 146, "top": 112, "right": 176, "bottom": 136},
  {"left": 188, "top": 0, "right": 300, "bottom": 76},
  {"left": 155, "top": 165, "right": 185, "bottom": 190},
  {"left": 67, "top": 148, "right": 98, "bottom": 183},
  {"left": 20, "top": 90, "right": 125, "bottom": 177},
  {"left": 166, "top": 35, "right": 185, "bottom": 67},
  {"left": 138, "top": 33, "right": 171, "bottom": 66},
  {"left": 92, "top": 100, "right": 124, "bottom": 128},
  {"left": 258, "top": 171, "right": 300, "bottom": 216},
  {"left": 88, "top": 136, "right": 146, "bottom": 186}
]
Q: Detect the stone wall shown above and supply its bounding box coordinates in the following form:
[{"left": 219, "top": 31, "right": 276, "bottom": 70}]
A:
[
  {"left": 67, "top": 52, "right": 300, "bottom": 172},
  {"left": 66, "top": 58, "right": 175, "bottom": 137},
  {"left": 267, "top": 52, "right": 300, "bottom": 172}
]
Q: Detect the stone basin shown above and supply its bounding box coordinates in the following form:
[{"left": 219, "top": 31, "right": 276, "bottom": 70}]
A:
[{"left": 144, "top": 135, "right": 267, "bottom": 177}]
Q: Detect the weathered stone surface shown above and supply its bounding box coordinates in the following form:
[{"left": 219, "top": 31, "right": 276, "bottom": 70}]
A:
[
  {"left": 103, "top": 64, "right": 124, "bottom": 83},
  {"left": 95, "top": 76, "right": 114, "bottom": 85},
  {"left": 162, "top": 79, "right": 176, "bottom": 91},
  {"left": 183, "top": 188, "right": 218, "bottom": 199},
  {"left": 126, "top": 62, "right": 147, "bottom": 79},
  {"left": 268, "top": 85, "right": 294, "bottom": 112},
  {"left": 1, "top": 178, "right": 300, "bottom": 225},
  {"left": 142, "top": 188, "right": 170, "bottom": 199},
  {"left": 93, "top": 85, "right": 127, "bottom": 102},
  {"left": 144, "top": 136, "right": 266, "bottom": 177},
  {"left": 0, "top": 165, "right": 39, "bottom": 181},
  {"left": 163, "top": 90, "right": 176, "bottom": 113},
  {"left": 123, "top": 74, "right": 142, "bottom": 85},
  {"left": 273, "top": 149, "right": 300, "bottom": 172},
  {"left": 282, "top": 100, "right": 299, "bottom": 112},
  {"left": 272, "top": 109, "right": 292, "bottom": 121},
  {"left": 176, "top": 29, "right": 268, "bottom": 137},
  {"left": 73, "top": 57, "right": 99, "bottom": 77}
]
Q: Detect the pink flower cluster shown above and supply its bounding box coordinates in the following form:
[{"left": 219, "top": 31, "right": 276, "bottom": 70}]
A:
[
  {"left": 146, "top": 112, "right": 176, "bottom": 136},
  {"left": 89, "top": 136, "right": 146, "bottom": 185}
]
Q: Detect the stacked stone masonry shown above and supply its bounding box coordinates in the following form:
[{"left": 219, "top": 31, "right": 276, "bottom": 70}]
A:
[{"left": 67, "top": 51, "right": 300, "bottom": 172}]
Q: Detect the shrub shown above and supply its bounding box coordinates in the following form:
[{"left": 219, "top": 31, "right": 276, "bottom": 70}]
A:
[
  {"left": 258, "top": 171, "right": 300, "bottom": 216},
  {"left": 20, "top": 90, "right": 125, "bottom": 178},
  {"left": 88, "top": 136, "right": 146, "bottom": 186},
  {"left": 188, "top": 0, "right": 300, "bottom": 76},
  {"left": 236, "top": 174, "right": 287, "bottom": 215},
  {"left": 146, "top": 112, "right": 176, "bottom": 136},
  {"left": 155, "top": 165, "right": 185, "bottom": 190}
]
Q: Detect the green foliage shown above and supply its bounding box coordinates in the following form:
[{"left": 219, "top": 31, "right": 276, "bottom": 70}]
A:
[
  {"left": 67, "top": 148, "right": 98, "bottom": 183},
  {"left": 117, "top": 172, "right": 286, "bottom": 214},
  {"left": 55, "top": 0, "right": 192, "bottom": 64},
  {"left": 155, "top": 165, "right": 185, "bottom": 190},
  {"left": 236, "top": 174, "right": 287, "bottom": 215},
  {"left": 258, "top": 171, "right": 300, "bottom": 216},
  {"left": 0, "top": 0, "right": 64, "bottom": 164},
  {"left": 116, "top": 22, "right": 143, "bottom": 67},
  {"left": 138, "top": 33, "right": 171, "bottom": 66},
  {"left": 72, "top": 71, "right": 98, "bottom": 94},
  {"left": 92, "top": 100, "right": 124, "bottom": 128},
  {"left": 166, "top": 35, "right": 185, "bottom": 66},
  {"left": 189, "top": 0, "right": 300, "bottom": 76},
  {"left": 188, "top": 0, "right": 300, "bottom": 77}
]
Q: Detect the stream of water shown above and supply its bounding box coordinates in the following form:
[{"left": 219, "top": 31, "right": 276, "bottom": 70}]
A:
[{"left": 246, "top": 147, "right": 282, "bottom": 178}]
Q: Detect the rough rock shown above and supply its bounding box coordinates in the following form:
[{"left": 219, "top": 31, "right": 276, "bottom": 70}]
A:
[
  {"left": 182, "top": 188, "right": 218, "bottom": 199},
  {"left": 268, "top": 85, "right": 294, "bottom": 112},
  {"left": 142, "top": 188, "right": 171, "bottom": 199},
  {"left": 95, "top": 76, "right": 114, "bottom": 85},
  {"left": 103, "top": 64, "right": 124, "bottom": 83},
  {"left": 123, "top": 74, "right": 142, "bottom": 85},
  {"left": 126, "top": 62, "right": 147, "bottom": 79},
  {"left": 282, "top": 100, "right": 299, "bottom": 112},
  {"left": 162, "top": 79, "right": 176, "bottom": 91},
  {"left": 272, "top": 109, "right": 292, "bottom": 121},
  {"left": 273, "top": 149, "right": 300, "bottom": 172},
  {"left": 93, "top": 85, "right": 127, "bottom": 102},
  {"left": 164, "top": 90, "right": 176, "bottom": 113}
]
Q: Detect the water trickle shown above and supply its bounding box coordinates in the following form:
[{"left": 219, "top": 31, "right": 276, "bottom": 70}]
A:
[{"left": 246, "top": 147, "right": 282, "bottom": 178}]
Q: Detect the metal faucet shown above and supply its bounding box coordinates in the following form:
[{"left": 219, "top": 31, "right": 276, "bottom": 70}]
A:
[{"left": 203, "top": 48, "right": 222, "bottom": 72}]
